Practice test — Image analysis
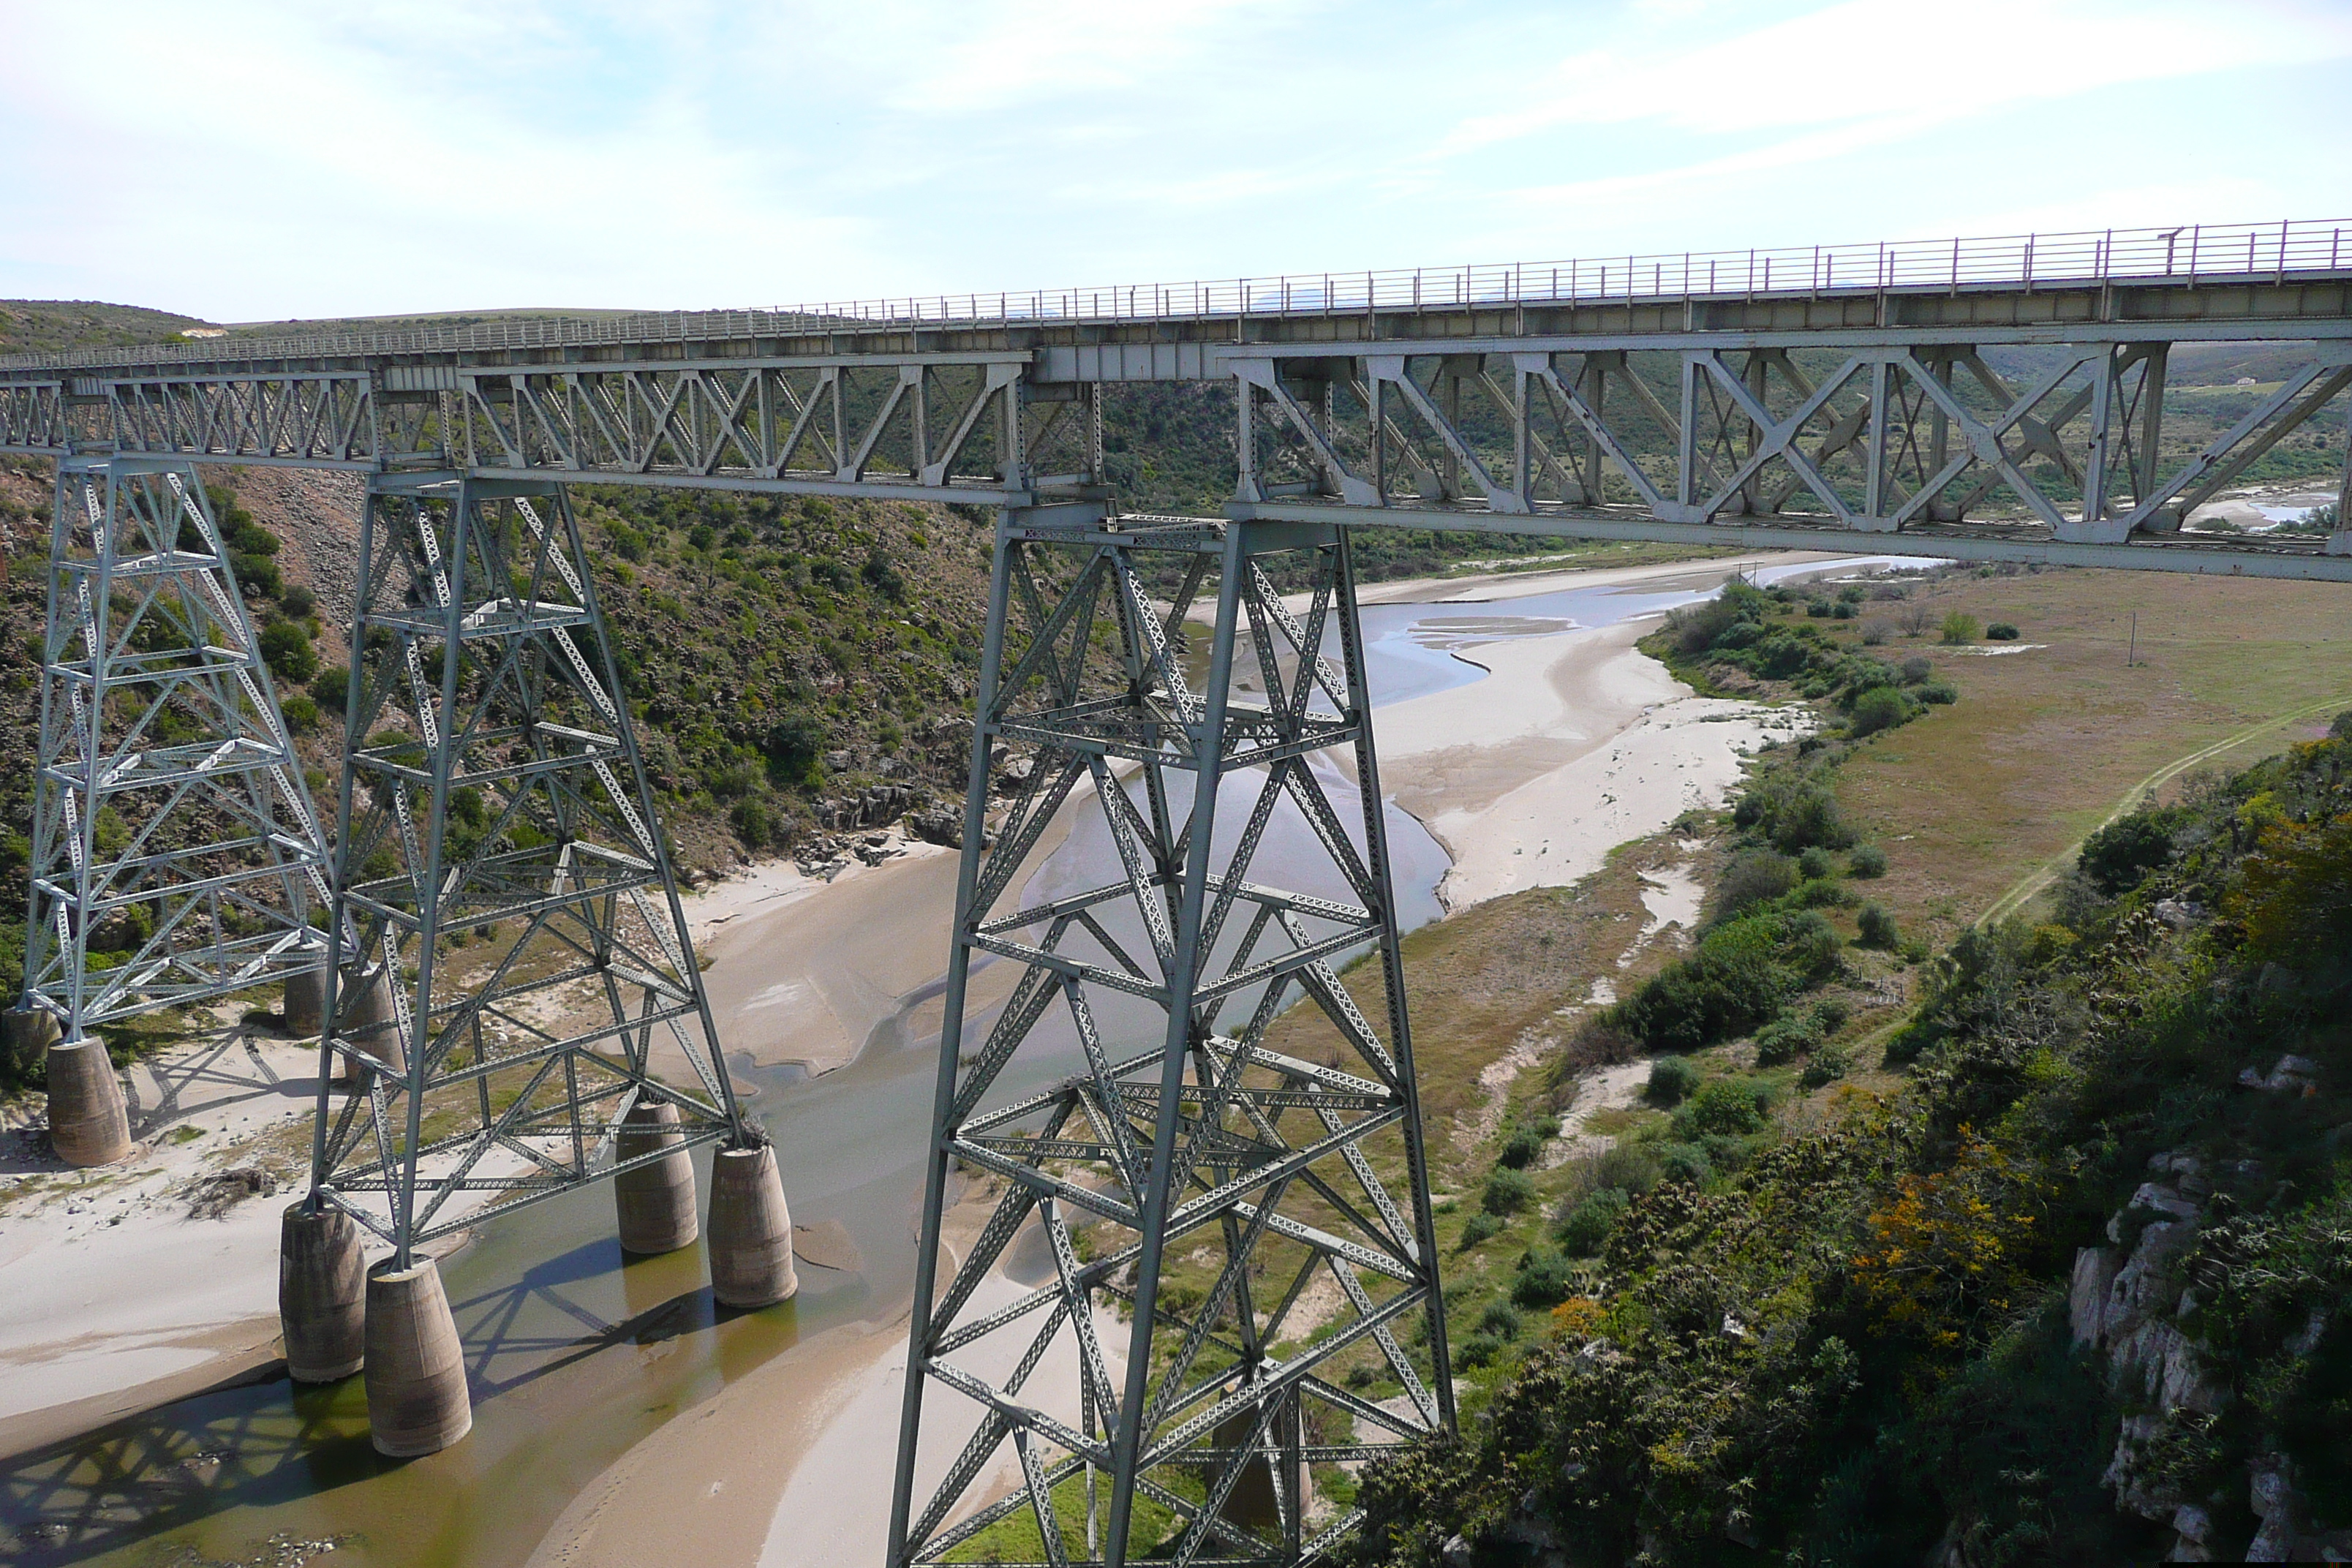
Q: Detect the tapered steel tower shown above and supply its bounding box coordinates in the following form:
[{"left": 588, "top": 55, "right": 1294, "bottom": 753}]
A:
[
  {"left": 15, "top": 454, "right": 334, "bottom": 1164},
  {"left": 888, "top": 507, "right": 1452, "bottom": 1568}
]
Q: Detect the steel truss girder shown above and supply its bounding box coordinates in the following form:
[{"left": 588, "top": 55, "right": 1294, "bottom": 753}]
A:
[
  {"left": 889, "top": 509, "right": 1452, "bottom": 1568},
  {"left": 306, "top": 474, "right": 745, "bottom": 1263},
  {"left": 20, "top": 456, "right": 335, "bottom": 1035},
  {"left": 1226, "top": 331, "right": 2352, "bottom": 574}
]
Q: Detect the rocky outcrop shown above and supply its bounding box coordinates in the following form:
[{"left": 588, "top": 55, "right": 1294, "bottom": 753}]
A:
[{"left": 2075, "top": 1118, "right": 2349, "bottom": 1562}]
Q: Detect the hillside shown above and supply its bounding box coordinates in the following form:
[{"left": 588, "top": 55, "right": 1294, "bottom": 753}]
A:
[
  {"left": 1341, "top": 704, "right": 2352, "bottom": 1564},
  {"left": 0, "top": 300, "right": 219, "bottom": 355}
]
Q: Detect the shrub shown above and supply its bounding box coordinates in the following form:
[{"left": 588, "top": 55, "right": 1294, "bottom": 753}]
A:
[
  {"left": 1737, "top": 775, "right": 1855, "bottom": 852},
  {"left": 1806, "top": 600, "right": 1834, "bottom": 618},
  {"left": 1861, "top": 620, "right": 1890, "bottom": 645},
  {"left": 1479, "top": 1300, "right": 1524, "bottom": 1338},
  {"left": 1792, "top": 878, "right": 1857, "bottom": 909},
  {"left": 862, "top": 548, "right": 908, "bottom": 601},
  {"left": 279, "top": 585, "right": 317, "bottom": 619},
  {"left": 1832, "top": 601, "right": 1858, "bottom": 620},
  {"left": 1812, "top": 997, "right": 1852, "bottom": 1033},
  {"left": 763, "top": 711, "right": 827, "bottom": 783},
  {"left": 1457, "top": 1211, "right": 1501, "bottom": 1249},
  {"left": 1857, "top": 902, "right": 1901, "bottom": 949},
  {"left": 1900, "top": 655, "right": 1934, "bottom": 684},
  {"left": 309, "top": 664, "right": 351, "bottom": 713},
  {"left": 232, "top": 552, "right": 282, "bottom": 599},
  {"left": 1917, "top": 680, "right": 1959, "bottom": 705},
  {"left": 1796, "top": 845, "right": 1838, "bottom": 881},
  {"left": 278, "top": 693, "right": 320, "bottom": 735},
  {"left": 1799, "top": 1044, "right": 1852, "bottom": 1089},
  {"left": 1940, "top": 611, "right": 1980, "bottom": 644},
  {"left": 1985, "top": 622, "right": 2019, "bottom": 640},
  {"left": 1511, "top": 1249, "right": 1575, "bottom": 1309},
  {"left": 1656, "top": 1140, "right": 1715, "bottom": 1185},
  {"left": 1754, "top": 1012, "right": 1818, "bottom": 1066},
  {"left": 2078, "top": 806, "right": 2184, "bottom": 894},
  {"left": 1612, "top": 911, "right": 1842, "bottom": 1050},
  {"left": 1496, "top": 1121, "right": 1552, "bottom": 1170},
  {"left": 1556, "top": 1187, "right": 1630, "bottom": 1255},
  {"left": 1482, "top": 1166, "right": 1536, "bottom": 1215},
  {"left": 1593, "top": 1141, "right": 1661, "bottom": 1194},
  {"left": 729, "top": 796, "right": 772, "bottom": 848},
  {"left": 1455, "top": 1331, "right": 1506, "bottom": 1369},
  {"left": 1848, "top": 843, "right": 1888, "bottom": 878},
  {"left": 1848, "top": 687, "right": 1913, "bottom": 736},
  {"left": 1646, "top": 1055, "right": 1700, "bottom": 1107},
  {"left": 258, "top": 620, "right": 317, "bottom": 682},
  {"left": 1716, "top": 848, "right": 1797, "bottom": 918},
  {"left": 1672, "top": 1078, "right": 1769, "bottom": 1138}
]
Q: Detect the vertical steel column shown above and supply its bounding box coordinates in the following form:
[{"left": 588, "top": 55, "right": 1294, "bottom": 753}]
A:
[
  {"left": 19, "top": 456, "right": 333, "bottom": 1042},
  {"left": 304, "top": 473, "right": 751, "bottom": 1262},
  {"left": 889, "top": 510, "right": 1450, "bottom": 1568}
]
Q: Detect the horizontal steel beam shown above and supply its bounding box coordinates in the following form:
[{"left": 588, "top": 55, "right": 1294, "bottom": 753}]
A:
[{"left": 1230, "top": 500, "right": 2352, "bottom": 580}]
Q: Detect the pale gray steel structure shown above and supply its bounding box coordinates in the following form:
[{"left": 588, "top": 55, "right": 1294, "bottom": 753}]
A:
[
  {"left": 306, "top": 472, "right": 747, "bottom": 1265},
  {"left": 7, "top": 216, "right": 2352, "bottom": 1564},
  {"left": 22, "top": 455, "right": 334, "bottom": 1043}
]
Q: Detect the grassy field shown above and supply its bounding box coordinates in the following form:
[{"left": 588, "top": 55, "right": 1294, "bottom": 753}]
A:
[{"left": 1814, "top": 565, "right": 2352, "bottom": 948}]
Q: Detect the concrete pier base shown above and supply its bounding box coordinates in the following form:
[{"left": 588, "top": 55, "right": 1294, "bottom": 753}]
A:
[
  {"left": 337, "top": 966, "right": 404, "bottom": 1081},
  {"left": 707, "top": 1143, "right": 796, "bottom": 1308},
  {"left": 279, "top": 1203, "right": 366, "bottom": 1382},
  {"left": 364, "top": 1256, "right": 472, "bottom": 1456},
  {"left": 282, "top": 964, "right": 328, "bottom": 1038},
  {"left": 613, "top": 1098, "right": 698, "bottom": 1254},
  {"left": 4, "top": 1006, "right": 60, "bottom": 1082},
  {"left": 47, "top": 1038, "right": 132, "bottom": 1166}
]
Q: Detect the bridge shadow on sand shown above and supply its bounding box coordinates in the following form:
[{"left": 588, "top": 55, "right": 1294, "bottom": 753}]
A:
[{"left": 0, "top": 1237, "right": 786, "bottom": 1566}]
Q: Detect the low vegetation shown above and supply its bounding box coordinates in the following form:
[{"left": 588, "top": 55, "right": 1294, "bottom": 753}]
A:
[{"left": 1344, "top": 717, "right": 2352, "bottom": 1566}]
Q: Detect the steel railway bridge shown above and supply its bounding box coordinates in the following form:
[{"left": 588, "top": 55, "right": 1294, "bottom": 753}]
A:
[{"left": 4, "top": 218, "right": 2351, "bottom": 1564}]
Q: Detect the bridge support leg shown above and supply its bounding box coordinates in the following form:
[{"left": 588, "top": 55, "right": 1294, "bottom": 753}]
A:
[
  {"left": 293, "top": 474, "right": 759, "bottom": 1453},
  {"left": 18, "top": 456, "right": 336, "bottom": 1164},
  {"left": 888, "top": 508, "right": 1451, "bottom": 1568},
  {"left": 280, "top": 1200, "right": 367, "bottom": 1382}
]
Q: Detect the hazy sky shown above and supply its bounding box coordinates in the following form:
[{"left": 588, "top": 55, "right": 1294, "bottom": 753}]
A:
[{"left": 4, "top": 0, "right": 2348, "bottom": 322}]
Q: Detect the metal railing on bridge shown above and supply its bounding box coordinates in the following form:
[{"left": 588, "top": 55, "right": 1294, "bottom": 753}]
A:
[{"left": 7, "top": 218, "right": 2348, "bottom": 375}]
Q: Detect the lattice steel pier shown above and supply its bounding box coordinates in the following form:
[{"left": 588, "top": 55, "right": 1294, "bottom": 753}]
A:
[
  {"left": 284, "top": 474, "right": 792, "bottom": 1455},
  {"left": 889, "top": 508, "right": 1452, "bottom": 1567},
  {"left": 13, "top": 454, "right": 334, "bottom": 1165}
]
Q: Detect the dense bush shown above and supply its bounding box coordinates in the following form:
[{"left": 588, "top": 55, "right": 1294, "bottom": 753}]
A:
[
  {"left": 1715, "top": 848, "right": 1797, "bottom": 919},
  {"left": 1848, "top": 843, "right": 1888, "bottom": 878},
  {"left": 1670, "top": 1077, "right": 1768, "bottom": 1137},
  {"left": 1496, "top": 1121, "right": 1552, "bottom": 1170},
  {"left": 1940, "top": 611, "right": 1980, "bottom": 644},
  {"left": 1848, "top": 686, "right": 1914, "bottom": 736},
  {"left": 1985, "top": 621, "right": 2020, "bottom": 640},
  {"left": 1610, "top": 911, "right": 1842, "bottom": 1050},
  {"left": 1556, "top": 1188, "right": 1630, "bottom": 1255},
  {"left": 1856, "top": 901, "right": 1901, "bottom": 949},
  {"left": 2077, "top": 805, "right": 2185, "bottom": 894},
  {"left": 257, "top": 619, "right": 317, "bottom": 682},
  {"left": 1482, "top": 1166, "right": 1536, "bottom": 1215},
  {"left": 1644, "top": 1056, "right": 1699, "bottom": 1107}
]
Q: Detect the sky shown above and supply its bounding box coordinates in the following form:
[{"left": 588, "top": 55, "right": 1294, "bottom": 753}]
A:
[{"left": 2, "top": 0, "right": 2348, "bottom": 323}]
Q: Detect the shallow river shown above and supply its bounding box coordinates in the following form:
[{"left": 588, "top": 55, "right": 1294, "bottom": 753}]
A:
[{"left": 1, "top": 554, "right": 1901, "bottom": 1566}]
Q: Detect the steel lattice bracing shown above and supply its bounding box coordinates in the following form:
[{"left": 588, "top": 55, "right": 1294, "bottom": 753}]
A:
[
  {"left": 889, "top": 509, "right": 1451, "bottom": 1568},
  {"left": 307, "top": 474, "right": 745, "bottom": 1261},
  {"left": 1226, "top": 335, "right": 2352, "bottom": 574},
  {"left": 21, "top": 456, "right": 333, "bottom": 1036}
]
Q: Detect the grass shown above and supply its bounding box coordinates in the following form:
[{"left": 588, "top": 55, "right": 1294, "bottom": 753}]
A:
[{"left": 1817, "top": 565, "right": 2352, "bottom": 950}]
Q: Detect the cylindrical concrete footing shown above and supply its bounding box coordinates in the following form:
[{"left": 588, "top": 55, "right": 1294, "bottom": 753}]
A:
[
  {"left": 337, "top": 967, "right": 404, "bottom": 1080},
  {"left": 364, "top": 1256, "right": 472, "bottom": 1457},
  {"left": 47, "top": 1038, "right": 133, "bottom": 1167},
  {"left": 614, "top": 1098, "right": 698, "bottom": 1254},
  {"left": 707, "top": 1144, "right": 797, "bottom": 1308},
  {"left": 282, "top": 965, "right": 328, "bottom": 1038},
  {"left": 4, "top": 1006, "right": 61, "bottom": 1081},
  {"left": 280, "top": 1202, "right": 367, "bottom": 1382}
]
